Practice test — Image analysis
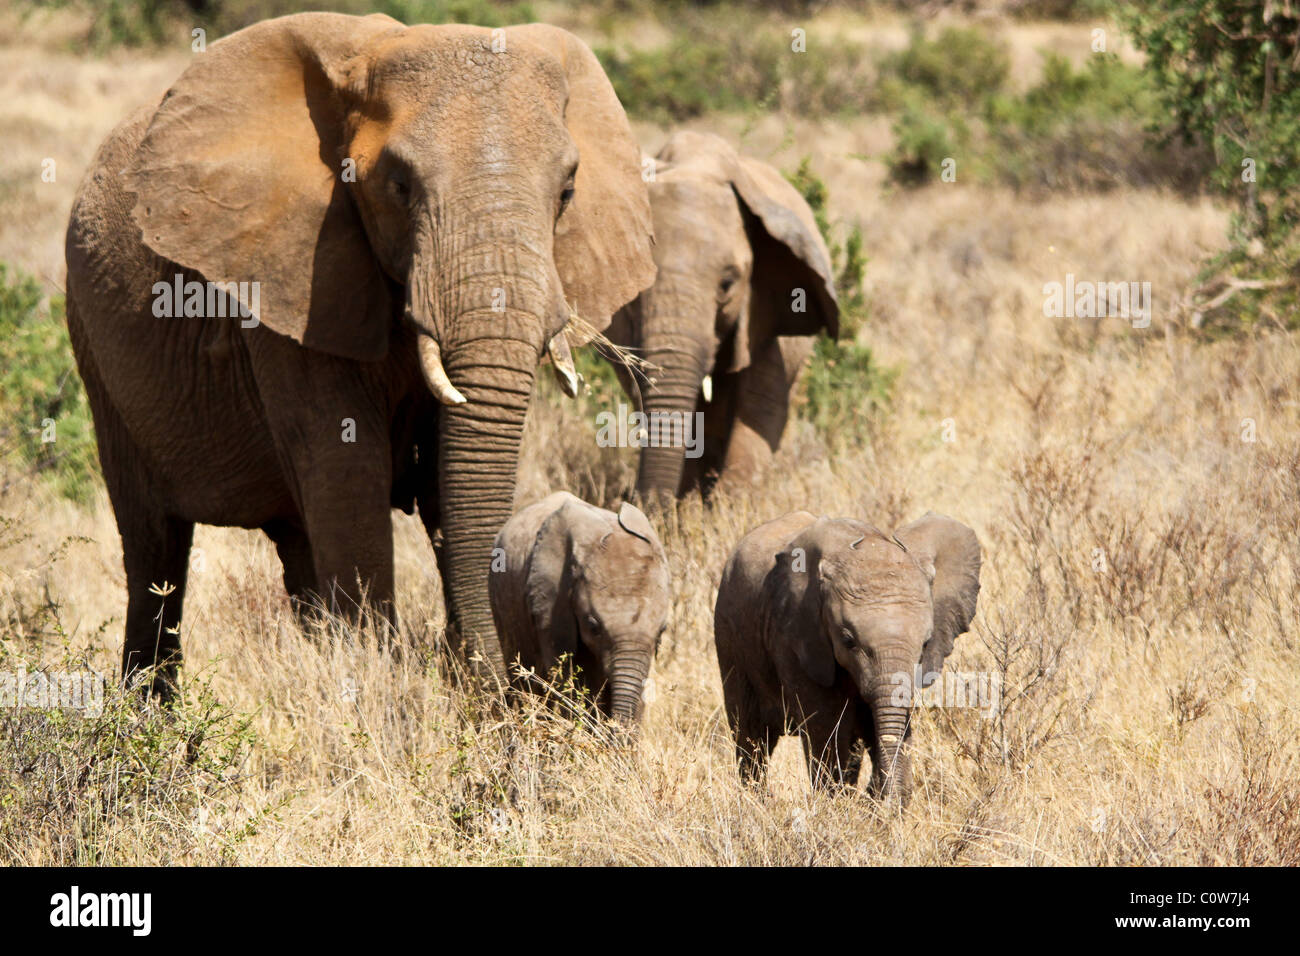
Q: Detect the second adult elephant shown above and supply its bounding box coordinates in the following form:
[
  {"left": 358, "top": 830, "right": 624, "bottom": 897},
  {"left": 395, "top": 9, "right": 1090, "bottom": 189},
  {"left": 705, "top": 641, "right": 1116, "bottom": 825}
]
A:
[
  {"left": 606, "top": 131, "right": 839, "bottom": 500},
  {"left": 63, "top": 13, "right": 654, "bottom": 694}
]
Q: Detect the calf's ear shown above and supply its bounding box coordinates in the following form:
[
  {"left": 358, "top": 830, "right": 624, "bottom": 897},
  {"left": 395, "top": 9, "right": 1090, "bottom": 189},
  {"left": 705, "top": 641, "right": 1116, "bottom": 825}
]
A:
[
  {"left": 785, "top": 554, "right": 834, "bottom": 688},
  {"left": 894, "top": 512, "right": 981, "bottom": 681}
]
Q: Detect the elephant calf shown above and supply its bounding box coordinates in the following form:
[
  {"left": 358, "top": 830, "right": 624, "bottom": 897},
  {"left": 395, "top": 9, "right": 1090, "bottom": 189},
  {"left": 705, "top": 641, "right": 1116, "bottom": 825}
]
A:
[
  {"left": 713, "top": 511, "right": 981, "bottom": 801},
  {"left": 489, "top": 492, "right": 670, "bottom": 726}
]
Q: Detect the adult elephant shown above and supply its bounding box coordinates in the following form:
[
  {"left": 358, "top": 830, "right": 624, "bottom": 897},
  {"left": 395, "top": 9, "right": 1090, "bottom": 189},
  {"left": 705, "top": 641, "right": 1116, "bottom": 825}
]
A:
[
  {"left": 63, "top": 13, "right": 654, "bottom": 696},
  {"left": 605, "top": 131, "right": 838, "bottom": 500}
]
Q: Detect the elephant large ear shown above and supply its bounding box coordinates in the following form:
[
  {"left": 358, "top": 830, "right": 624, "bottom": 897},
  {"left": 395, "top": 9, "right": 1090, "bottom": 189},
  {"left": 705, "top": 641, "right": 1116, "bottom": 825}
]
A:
[
  {"left": 616, "top": 501, "right": 657, "bottom": 544},
  {"left": 894, "top": 513, "right": 982, "bottom": 683},
  {"left": 778, "top": 551, "right": 835, "bottom": 688},
  {"left": 506, "top": 24, "right": 656, "bottom": 338},
  {"left": 123, "top": 13, "right": 402, "bottom": 360},
  {"left": 525, "top": 499, "right": 580, "bottom": 666},
  {"left": 727, "top": 156, "right": 839, "bottom": 373}
]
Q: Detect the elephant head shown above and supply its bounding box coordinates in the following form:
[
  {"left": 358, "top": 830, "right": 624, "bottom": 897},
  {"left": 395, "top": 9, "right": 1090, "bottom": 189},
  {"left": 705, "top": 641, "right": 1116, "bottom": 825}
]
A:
[
  {"left": 121, "top": 13, "right": 654, "bottom": 678},
  {"left": 614, "top": 130, "right": 838, "bottom": 499},
  {"left": 526, "top": 499, "right": 670, "bottom": 725},
  {"left": 790, "top": 512, "right": 981, "bottom": 801}
]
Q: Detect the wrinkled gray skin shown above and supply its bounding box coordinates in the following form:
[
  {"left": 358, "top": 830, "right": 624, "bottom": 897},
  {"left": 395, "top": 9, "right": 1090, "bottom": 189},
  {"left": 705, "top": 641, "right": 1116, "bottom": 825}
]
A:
[
  {"left": 714, "top": 511, "right": 981, "bottom": 802},
  {"left": 606, "top": 131, "right": 839, "bottom": 501},
  {"left": 62, "top": 13, "right": 654, "bottom": 697},
  {"left": 490, "top": 492, "right": 669, "bottom": 725}
]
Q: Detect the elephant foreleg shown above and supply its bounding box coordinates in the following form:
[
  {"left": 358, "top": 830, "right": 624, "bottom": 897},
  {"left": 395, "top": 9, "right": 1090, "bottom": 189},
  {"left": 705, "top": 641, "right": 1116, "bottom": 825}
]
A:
[
  {"left": 717, "top": 336, "right": 811, "bottom": 492},
  {"left": 300, "top": 482, "right": 396, "bottom": 635},
  {"left": 249, "top": 339, "right": 398, "bottom": 640},
  {"left": 722, "top": 669, "right": 777, "bottom": 785},
  {"left": 800, "top": 706, "right": 865, "bottom": 793}
]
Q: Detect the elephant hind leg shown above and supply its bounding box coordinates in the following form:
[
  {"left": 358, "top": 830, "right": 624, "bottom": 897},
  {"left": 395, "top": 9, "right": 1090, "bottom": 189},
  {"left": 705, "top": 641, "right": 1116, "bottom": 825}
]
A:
[
  {"left": 75, "top": 332, "right": 193, "bottom": 702},
  {"left": 118, "top": 506, "right": 194, "bottom": 702}
]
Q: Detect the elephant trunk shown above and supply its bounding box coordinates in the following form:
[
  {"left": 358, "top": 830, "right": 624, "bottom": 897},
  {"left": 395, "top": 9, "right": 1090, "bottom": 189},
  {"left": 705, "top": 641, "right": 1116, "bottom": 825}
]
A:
[
  {"left": 635, "top": 312, "right": 713, "bottom": 501},
  {"left": 414, "top": 204, "right": 550, "bottom": 685},
  {"left": 869, "top": 659, "right": 916, "bottom": 804},
  {"left": 436, "top": 343, "right": 535, "bottom": 683},
  {"left": 606, "top": 646, "right": 650, "bottom": 727}
]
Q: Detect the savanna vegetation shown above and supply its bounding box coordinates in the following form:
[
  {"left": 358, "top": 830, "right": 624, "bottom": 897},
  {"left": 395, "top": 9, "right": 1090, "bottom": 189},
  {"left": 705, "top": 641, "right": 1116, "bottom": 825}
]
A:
[{"left": 1, "top": 0, "right": 1297, "bottom": 864}]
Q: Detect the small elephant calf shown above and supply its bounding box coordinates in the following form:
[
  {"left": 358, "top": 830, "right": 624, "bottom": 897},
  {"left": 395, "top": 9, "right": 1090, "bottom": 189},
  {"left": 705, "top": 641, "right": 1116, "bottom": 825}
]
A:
[
  {"left": 489, "top": 492, "right": 670, "bottom": 726},
  {"left": 714, "top": 511, "right": 981, "bottom": 801}
]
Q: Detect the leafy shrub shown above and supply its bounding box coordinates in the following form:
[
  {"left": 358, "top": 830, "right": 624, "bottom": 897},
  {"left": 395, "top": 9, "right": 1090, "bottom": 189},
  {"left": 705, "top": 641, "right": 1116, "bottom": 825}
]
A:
[
  {"left": 1119, "top": 0, "right": 1300, "bottom": 331},
  {"left": 597, "top": 33, "right": 776, "bottom": 121},
  {"left": 784, "top": 156, "right": 868, "bottom": 337},
  {"left": 595, "top": 10, "right": 870, "bottom": 121},
  {"left": 800, "top": 335, "right": 897, "bottom": 450},
  {"left": 878, "top": 25, "right": 1010, "bottom": 112},
  {"left": 879, "top": 26, "right": 1198, "bottom": 191},
  {"left": 27, "top": 0, "right": 536, "bottom": 50},
  {"left": 783, "top": 160, "right": 894, "bottom": 448},
  {"left": 987, "top": 53, "right": 1207, "bottom": 192},
  {"left": 0, "top": 265, "right": 99, "bottom": 503},
  {"left": 371, "top": 0, "right": 535, "bottom": 28},
  {"left": 0, "top": 654, "right": 261, "bottom": 864},
  {"left": 887, "top": 94, "right": 969, "bottom": 187},
  {"left": 571, "top": 344, "right": 629, "bottom": 409}
]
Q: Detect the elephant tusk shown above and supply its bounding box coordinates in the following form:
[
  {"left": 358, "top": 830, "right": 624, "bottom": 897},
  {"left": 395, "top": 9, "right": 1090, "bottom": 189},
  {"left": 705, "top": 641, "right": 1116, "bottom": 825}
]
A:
[
  {"left": 879, "top": 733, "right": 901, "bottom": 744},
  {"left": 701, "top": 374, "right": 713, "bottom": 404},
  {"left": 547, "top": 333, "right": 581, "bottom": 398},
  {"left": 417, "top": 334, "right": 466, "bottom": 406}
]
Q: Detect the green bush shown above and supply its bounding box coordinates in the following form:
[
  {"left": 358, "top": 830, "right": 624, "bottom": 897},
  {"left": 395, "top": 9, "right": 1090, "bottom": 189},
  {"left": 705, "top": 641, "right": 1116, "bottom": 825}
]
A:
[
  {"left": 887, "top": 94, "right": 969, "bottom": 187},
  {"left": 800, "top": 334, "right": 896, "bottom": 451},
  {"left": 1117, "top": 1, "right": 1300, "bottom": 331},
  {"left": 878, "top": 26, "right": 1196, "bottom": 191},
  {"left": 986, "top": 53, "right": 1202, "bottom": 192},
  {"left": 26, "top": 0, "right": 536, "bottom": 50},
  {"left": 878, "top": 25, "right": 1010, "bottom": 112},
  {"left": 572, "top": 344, "right": 628, "bottom": 409},
  {"left": 595, "top": 10, "right": 870, "bottom": 121},
  {"left": 0, "top": 651, "right": 261, "bottom": 864},
  {"left": 1120, "top": 2, "right": 1300, "bottom": 244},
  {"left": 0, "top": 265, "right": 99, "bottom": 503},
  {"left": 784, "top": 156, "right": 868, "bottom": 338},
  {"left": 371, "top": 0, "right": 535, "bottom": 29},
  {"left": 597, "top": 33, "right": 777, "bottom": 121},
  {"left": 783, "top": 160, "right": 894, "bottom": 449}
]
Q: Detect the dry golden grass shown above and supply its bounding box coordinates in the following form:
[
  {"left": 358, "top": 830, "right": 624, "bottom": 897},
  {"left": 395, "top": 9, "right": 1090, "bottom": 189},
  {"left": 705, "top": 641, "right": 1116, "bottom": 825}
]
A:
[{"left": 2, "top": 14, "right": 1298, "bottom": 866}]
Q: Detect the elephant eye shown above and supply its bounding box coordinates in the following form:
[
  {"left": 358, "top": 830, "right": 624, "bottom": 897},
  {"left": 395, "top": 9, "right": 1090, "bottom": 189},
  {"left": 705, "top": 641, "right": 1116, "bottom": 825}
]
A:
[
  {"left": 719, "top": 267, "right": 741, "bottom": 298},
  {"left": 559, "top": 178, "right": 576, "bottom": 214},
  {"left": 840, "top": 628, "right": 855, "bottom": 648},
  {"left": 388, "top": 171, "right": 410, "bottom": 202},
  {"left": 586, "top": 614, "right": 600, "bottom": 632}
]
